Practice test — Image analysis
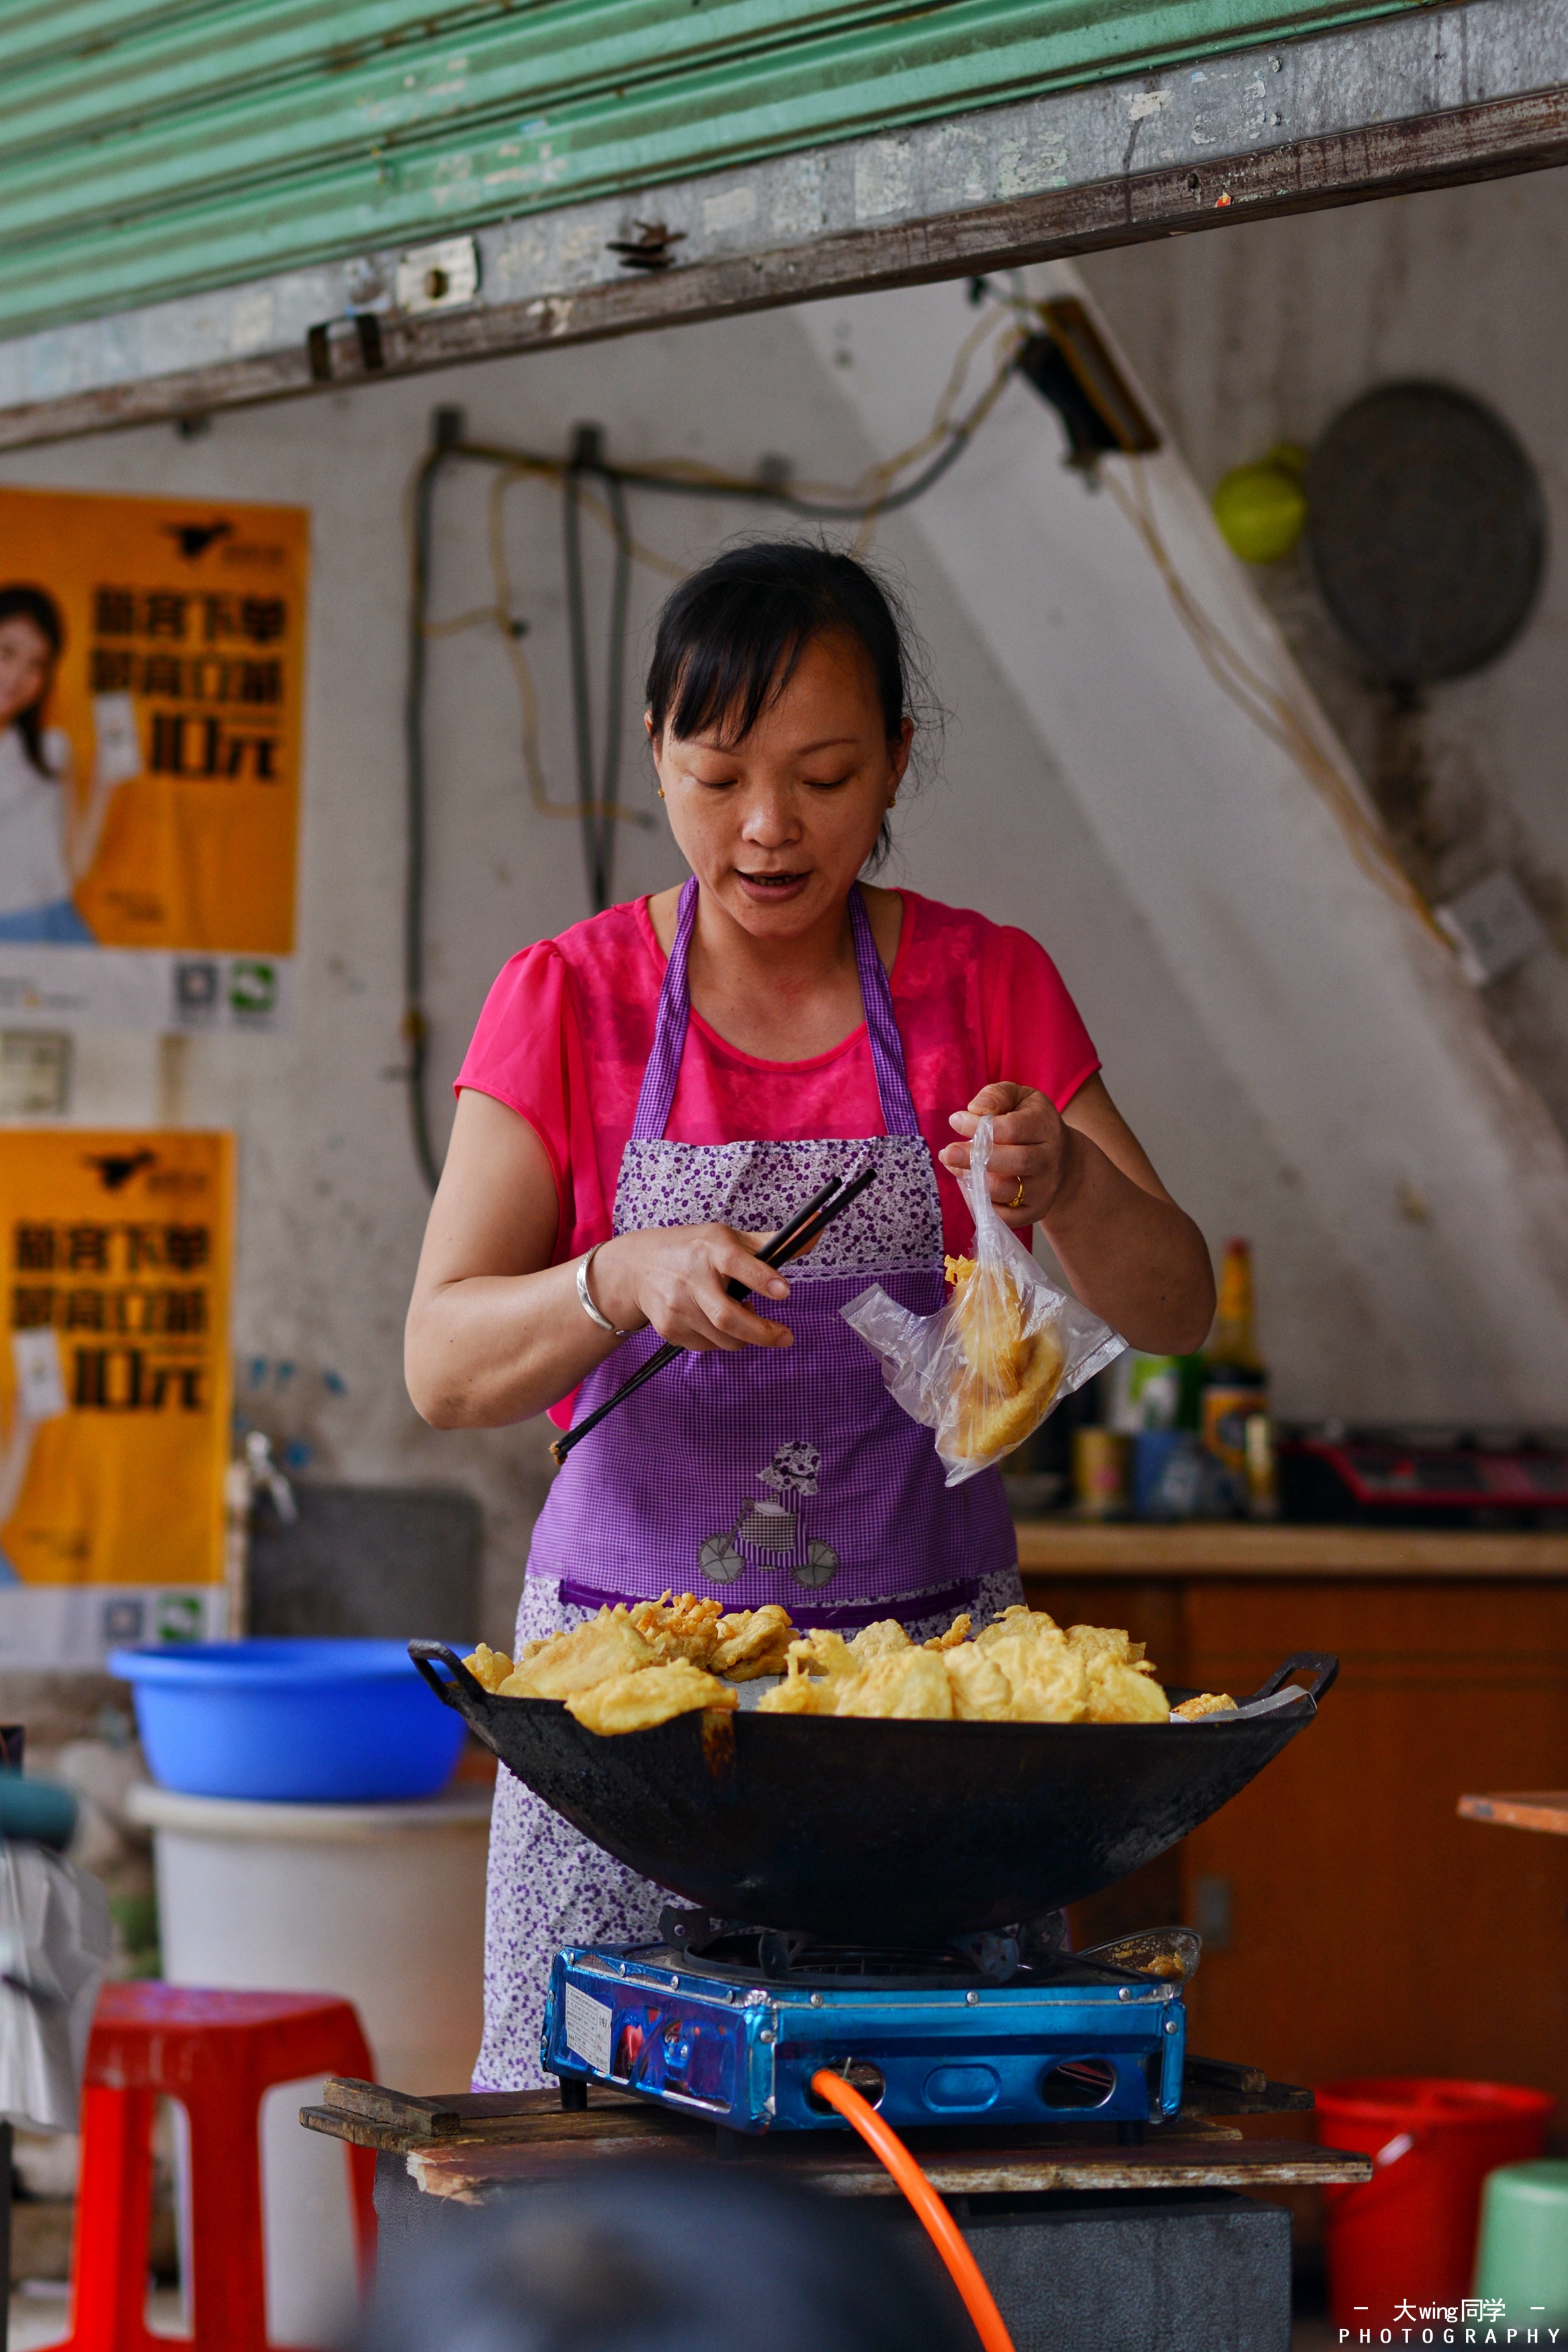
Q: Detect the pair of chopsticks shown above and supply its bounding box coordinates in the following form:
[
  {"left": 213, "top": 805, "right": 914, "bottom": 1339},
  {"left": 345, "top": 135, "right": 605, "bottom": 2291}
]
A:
[{"left": 550, "top": 1163, "right": 877, "bottom": 1466}]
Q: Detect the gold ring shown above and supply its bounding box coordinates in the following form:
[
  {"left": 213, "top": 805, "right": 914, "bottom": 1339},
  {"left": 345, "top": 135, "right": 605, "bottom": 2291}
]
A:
[{"left": 1010, "top": 1176, "right": 1026, "bottom": 1210}]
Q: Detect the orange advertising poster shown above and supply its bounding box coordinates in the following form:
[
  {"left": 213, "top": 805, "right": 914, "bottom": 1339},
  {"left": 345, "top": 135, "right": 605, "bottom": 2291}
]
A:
[
  {"left": 0, "top": 482, "right": 306, "bottom": 958},
  {"left": 0, "top": 1132, "right": 232, "bottom": 1657}
]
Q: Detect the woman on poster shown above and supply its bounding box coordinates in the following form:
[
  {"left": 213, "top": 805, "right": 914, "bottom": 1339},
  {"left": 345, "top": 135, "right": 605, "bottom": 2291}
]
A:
[{"left": 0, "top": 585, "right": 135, "bottom": 945}]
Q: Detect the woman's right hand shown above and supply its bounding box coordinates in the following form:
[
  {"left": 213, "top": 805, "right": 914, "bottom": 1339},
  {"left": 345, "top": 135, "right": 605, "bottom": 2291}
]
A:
[{"left": 591, "top": 1224, "right": 794, "bottom": 1353}]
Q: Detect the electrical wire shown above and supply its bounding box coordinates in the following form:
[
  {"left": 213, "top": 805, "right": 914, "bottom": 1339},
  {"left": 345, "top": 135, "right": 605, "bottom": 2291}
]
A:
[
  {"left": 402, "top": 310, "right": 1021, "bottom": 1191},
  {"left": 808, "top": 2068, "right": 1016, "bottom": 2352},
  {"left": 1099, "top": 458, "right": 1452, "bottom": 950}
]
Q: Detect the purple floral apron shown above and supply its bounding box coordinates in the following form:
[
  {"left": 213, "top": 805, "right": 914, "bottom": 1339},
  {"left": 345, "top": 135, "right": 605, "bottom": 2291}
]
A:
[{"left": 474, "top": 878, "right": 1023, "bottom": 2088}]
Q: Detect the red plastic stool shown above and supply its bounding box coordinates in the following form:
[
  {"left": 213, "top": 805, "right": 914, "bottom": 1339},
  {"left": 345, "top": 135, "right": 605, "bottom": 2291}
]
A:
[{"left": 63, "top": 1983, "right": 377, "bottom": 2352}]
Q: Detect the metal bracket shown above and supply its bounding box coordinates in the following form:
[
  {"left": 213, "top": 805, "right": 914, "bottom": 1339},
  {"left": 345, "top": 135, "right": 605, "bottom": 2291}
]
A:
[
  {"left": 306, "top": 313, "right": 386, "bottom": 382},
  {"left": 395, "top": 235, "right": 480, "bottom": 314}
]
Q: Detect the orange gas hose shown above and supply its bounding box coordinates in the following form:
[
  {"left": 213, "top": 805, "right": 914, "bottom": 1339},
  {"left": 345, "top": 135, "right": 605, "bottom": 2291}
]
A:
[{"left": 808, "top": 2068, "right": 1016, "bottom": 2352}]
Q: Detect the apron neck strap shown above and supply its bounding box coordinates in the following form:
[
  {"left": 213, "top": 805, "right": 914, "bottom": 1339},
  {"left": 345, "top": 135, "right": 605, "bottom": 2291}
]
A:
[
  {"left": 630, "top": 876, "right": 698, "bottom": 1140},
  {"left": 630, "top": 877, "right": 919, "bottom": 1141},
  {"left": 848, "top": 882, "right": 920, "bottom": 1138}
]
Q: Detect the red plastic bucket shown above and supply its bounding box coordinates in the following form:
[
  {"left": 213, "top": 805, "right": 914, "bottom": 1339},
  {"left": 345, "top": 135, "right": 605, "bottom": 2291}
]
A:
[{"left": 1317, "top": 2078, "right": 1553, "bottom": 2329}]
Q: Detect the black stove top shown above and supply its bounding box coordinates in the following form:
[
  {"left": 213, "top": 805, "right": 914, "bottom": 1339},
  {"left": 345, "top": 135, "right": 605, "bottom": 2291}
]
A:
[{"left": 653, "top": 1906, "right": 1190, "bottom": 1993}]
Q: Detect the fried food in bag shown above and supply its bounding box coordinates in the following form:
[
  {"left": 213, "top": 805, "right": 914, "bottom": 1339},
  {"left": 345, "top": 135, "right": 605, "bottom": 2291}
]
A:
[{"left": 839, "top": 1117, "right": 1125, "bottom": 1484}]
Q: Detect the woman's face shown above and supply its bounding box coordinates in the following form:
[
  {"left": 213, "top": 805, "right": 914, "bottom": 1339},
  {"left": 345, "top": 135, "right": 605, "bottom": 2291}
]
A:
[
  {"left": 649, "top": 630, "right": 912, "bottom": 941},
  {"left": 0, "top": 616, "right": 55, "bottom": 728}
]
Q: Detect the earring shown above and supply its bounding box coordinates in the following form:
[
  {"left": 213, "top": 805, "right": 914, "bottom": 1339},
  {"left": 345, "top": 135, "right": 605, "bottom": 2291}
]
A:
[{"left": 657, "top": 787, "right": 665, "bottom": 800}]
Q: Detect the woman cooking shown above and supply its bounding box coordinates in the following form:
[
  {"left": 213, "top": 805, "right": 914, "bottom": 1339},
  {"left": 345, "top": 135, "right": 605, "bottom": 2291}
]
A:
[{"left": 405, "top": 542, "right": 1215, "bottom": 2088}]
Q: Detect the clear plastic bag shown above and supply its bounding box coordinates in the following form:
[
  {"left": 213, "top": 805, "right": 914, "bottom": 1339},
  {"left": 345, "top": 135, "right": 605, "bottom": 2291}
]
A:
[{"left": 841, "top": 1116, "right": 1126, "bottom": 1486}]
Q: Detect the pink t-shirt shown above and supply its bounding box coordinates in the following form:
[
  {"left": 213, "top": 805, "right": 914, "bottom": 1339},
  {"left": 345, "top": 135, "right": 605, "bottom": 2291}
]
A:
[{"left": 457, "top": 890, "right": 1098, "bottom": 1425}]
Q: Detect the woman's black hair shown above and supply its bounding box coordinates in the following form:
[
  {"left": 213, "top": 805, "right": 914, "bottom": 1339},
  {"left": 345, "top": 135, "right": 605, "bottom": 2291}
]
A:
[
  {"left": 646, "top": 542, "right": 930, "bottom": 865},
  {"left": 0, "top": 584, "right": 64, "bottom": 778}
]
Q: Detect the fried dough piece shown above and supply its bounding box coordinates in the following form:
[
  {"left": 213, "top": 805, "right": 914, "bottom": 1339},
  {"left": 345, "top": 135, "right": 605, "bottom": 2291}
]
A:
[
  {"left": 500, "top": 1607, "right": 654, "bottom": 1698},
  {"left": 1172, "top": 1692, "right": 1237, "bottom": 1720},
  {"left": 984, "top": 1635, "right": 1090, "bottom": 1722},
  {"left": 947, "top": 1256, "right": 1031, "bottom": 1396},
  {"left": 950, "top": 1327, "right": 1065, "bottom": 1461},
  {"left": 942, "top": 1255, "right": 1068, "bottom": 1462},
  {"left": 1082, "top": 1654, "right": 1170, "bottom": 1724},
  {"left": 756, "top": 1669, "right": 834, "bottom": 1715},
  {"left": 848, "top": 1620, "right": 910, "bottom": 1663},
  {"left": 787, "top": 1629, "right": 857, "bottom": 1683},
  {"left": 922, "top": 1614, "right": 973, "bottom": 1652},
  {"left": 975, "top": 1605, "right": 1062, "bottom": 1652},
  {"left": 630, "top": 1591, "right": 725, "bottom": 1667},
  {"left": 835, "top": 1648, "right": 955, "bottom": 1720},
  {"left": 943, "top": 1644, "right": 1014, "bottom": 1720},
  {"left": 462, "top": 1642, "right": 513, "bottom": 1694},
  {"left": 1068, "top": 1624, "right": 1158, "bottom": 1678},
  {"left": 711, "top": 1605, "right": 795, "bottom": 1680},
  {"left": 566, "top": 1659, "right": 738, "bottom": 1735}
]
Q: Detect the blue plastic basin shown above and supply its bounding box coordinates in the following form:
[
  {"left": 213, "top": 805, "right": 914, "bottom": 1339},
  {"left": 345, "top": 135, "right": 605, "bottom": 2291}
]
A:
[{"left": 109, "top": 1640, "right": 468, "bottom": 1802}]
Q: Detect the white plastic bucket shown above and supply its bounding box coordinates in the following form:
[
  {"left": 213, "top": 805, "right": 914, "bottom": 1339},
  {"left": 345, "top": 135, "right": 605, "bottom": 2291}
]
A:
[{"left": 128, "top": 1780, "right": 491, "bottom": 2345}]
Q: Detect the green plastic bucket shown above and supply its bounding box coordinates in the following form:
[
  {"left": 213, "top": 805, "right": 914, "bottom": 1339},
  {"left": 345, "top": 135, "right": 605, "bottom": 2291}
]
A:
[{"left": 1475, "top": 2160, "right": 1568, "bottom": 2323}]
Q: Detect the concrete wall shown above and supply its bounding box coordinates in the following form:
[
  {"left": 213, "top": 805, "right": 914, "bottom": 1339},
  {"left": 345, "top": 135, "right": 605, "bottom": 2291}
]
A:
[
  {"left": 3, "top": 212, "right": 1563, "bottom": 1637},
  {"left": 1078, "top": 166, "right": 1568, "bottom": 1138}
]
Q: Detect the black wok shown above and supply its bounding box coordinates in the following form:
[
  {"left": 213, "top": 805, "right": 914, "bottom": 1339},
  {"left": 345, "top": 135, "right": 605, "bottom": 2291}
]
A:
[{"left": 410, "top": 1643, "right": 1336, "bottom": 1946}]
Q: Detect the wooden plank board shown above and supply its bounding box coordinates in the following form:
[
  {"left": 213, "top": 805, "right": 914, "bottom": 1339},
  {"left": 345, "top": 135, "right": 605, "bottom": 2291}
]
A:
[
  {"left": 400, "top": 2126, "right": 1372, "bottom": 2204},
  {"left": 5, "top": 71, "right": 1568, "bottom": 454},
  {"left": 1458, "top": 1792, "right": 1568, "bottom": 1837},
  {"left": 1016, "top": 1523, "right": 1568, "bottom": 1578}
]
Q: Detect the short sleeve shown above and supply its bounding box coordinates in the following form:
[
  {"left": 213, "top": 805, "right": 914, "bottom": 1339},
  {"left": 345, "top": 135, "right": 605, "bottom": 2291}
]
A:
[
  {"left": 984, "top": 925, "right": 1100, "bottom": 1110},
  {"left": 454, "top": 942, "right": 572, "bottom": 1200}
]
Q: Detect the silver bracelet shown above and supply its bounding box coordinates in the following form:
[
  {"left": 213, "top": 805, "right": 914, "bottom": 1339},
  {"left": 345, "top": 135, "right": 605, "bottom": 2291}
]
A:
[{"left": 576, "top": 1245, "right": 631, "bottom": 1337}]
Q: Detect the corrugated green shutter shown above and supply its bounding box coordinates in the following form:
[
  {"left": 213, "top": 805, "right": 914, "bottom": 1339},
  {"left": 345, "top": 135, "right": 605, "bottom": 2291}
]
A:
[{"left": 0, "top": 0, "right": 1422, "bottom": 338}]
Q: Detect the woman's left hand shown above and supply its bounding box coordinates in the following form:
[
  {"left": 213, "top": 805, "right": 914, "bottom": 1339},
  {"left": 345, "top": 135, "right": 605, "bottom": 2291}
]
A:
[{"left": 939, "top": 1082, "right": 1074, "bottom": 1226}]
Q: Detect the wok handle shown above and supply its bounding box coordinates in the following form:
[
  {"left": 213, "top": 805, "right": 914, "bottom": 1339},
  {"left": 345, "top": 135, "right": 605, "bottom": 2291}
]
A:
[
  {"left": 407, "top": 1640, "right": 488, "bottom": 1712},
  {"left": 1252, "top": 1651, "right": 1339, "bottom": 1705}
]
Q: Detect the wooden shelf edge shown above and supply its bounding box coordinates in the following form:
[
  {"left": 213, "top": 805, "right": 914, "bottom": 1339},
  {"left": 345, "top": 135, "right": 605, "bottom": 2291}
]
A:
[
  {"left": 1015, "top": 1521, "right": 1568, "bottom": 1579},
  {"left": 1458, "top": 1792, "right": 1568, "bottom": 1837}
]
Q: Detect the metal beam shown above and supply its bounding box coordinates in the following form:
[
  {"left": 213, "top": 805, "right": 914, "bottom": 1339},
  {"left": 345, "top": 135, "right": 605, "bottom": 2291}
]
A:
[{"left": 0, "top": 0, "right": 1563, "bottom": 452}]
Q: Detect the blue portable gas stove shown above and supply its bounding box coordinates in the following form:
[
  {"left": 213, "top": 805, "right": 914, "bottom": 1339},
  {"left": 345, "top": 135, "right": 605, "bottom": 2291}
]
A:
[{"left": 540, "top": 1913, "right": 1187, "bottom": 2136}]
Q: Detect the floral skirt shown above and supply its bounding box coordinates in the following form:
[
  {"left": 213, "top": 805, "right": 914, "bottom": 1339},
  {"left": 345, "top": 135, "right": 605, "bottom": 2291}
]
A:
[{"left": 472, "top": 1562, "right": 1027, "bottom": 2090}]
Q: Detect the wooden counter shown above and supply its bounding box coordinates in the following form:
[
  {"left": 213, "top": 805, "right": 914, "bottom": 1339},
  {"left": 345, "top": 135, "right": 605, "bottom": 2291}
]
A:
[
  {"left": 302, "top": 2081, "right": 1372, "bottom": 2206},
  {"left": 1013, "top": 1519, "right": 1568, "bottom": 2152},
  {"left": 1014, "top": 1519, "right": 1568, "bottom": 1579}
]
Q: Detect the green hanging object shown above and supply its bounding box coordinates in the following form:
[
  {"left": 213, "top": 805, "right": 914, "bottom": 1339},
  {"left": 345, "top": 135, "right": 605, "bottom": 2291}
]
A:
[{"left": 1213, "top": 444, "right": 1309, "bottom": 563}]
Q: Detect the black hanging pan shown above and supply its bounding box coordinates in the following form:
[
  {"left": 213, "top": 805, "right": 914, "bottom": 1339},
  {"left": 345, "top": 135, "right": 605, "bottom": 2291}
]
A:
[{"left": 410, "top": 1642, "right": 1336, "bottom": 1946}]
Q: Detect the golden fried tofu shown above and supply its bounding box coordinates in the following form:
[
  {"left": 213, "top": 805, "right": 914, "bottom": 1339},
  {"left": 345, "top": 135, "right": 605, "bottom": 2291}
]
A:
[
  {"left": 788, "top": 1629, "right": 857, "bottom": 1682},
  {"left": 943, "top": 1644, "right": 1014, "bottom": 1720},
  {"left": 711, "top": 1605, "right": 795, "bottom": 1679},
  {"left": 756, "top": 1669, "right": 834, "bottom": 1715},
  {"left": 462, "top": 1643, "right": 513, "bottom": 1694},
  {"left": 922, "top": 1615, "right": 973, "bottom": 1652},
  {"left": 975, "top": 1605, "right": 1062, "bottom": 1652},
  {"left": 566, "top": 1659, "right": 738, "bottom": 1735},
  {"left": 949, "top": 1327, "right": 1065, "bottom": 1460},
  {"left": 835, "top": 1648, "right": 955, "bottom": 1720},
  {"left": 500, "top": 1607, "right": 654, "bottom": 1698},
  {"left": 1082, "top": 1656, "right": 1170, "bottom": 1724},
  {"left": 984, "top": 1636, "right": 1090, "bottom": 1723},
  {"left": 1172, "top": 1692, "right": 1237, "bottom": 1720},
  {"left": 630, "top": 1591, "right": 725, "bottom": 1667},
  {"left": 1067, "top": 1624, "right": 1156, "bottom": 1676},
  {"left": 848, "top": 1619, "right": 911, "bottom": 1663},
  {"left": 941, "top": 1257, "right": 1068, "bottom": 1462}
]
